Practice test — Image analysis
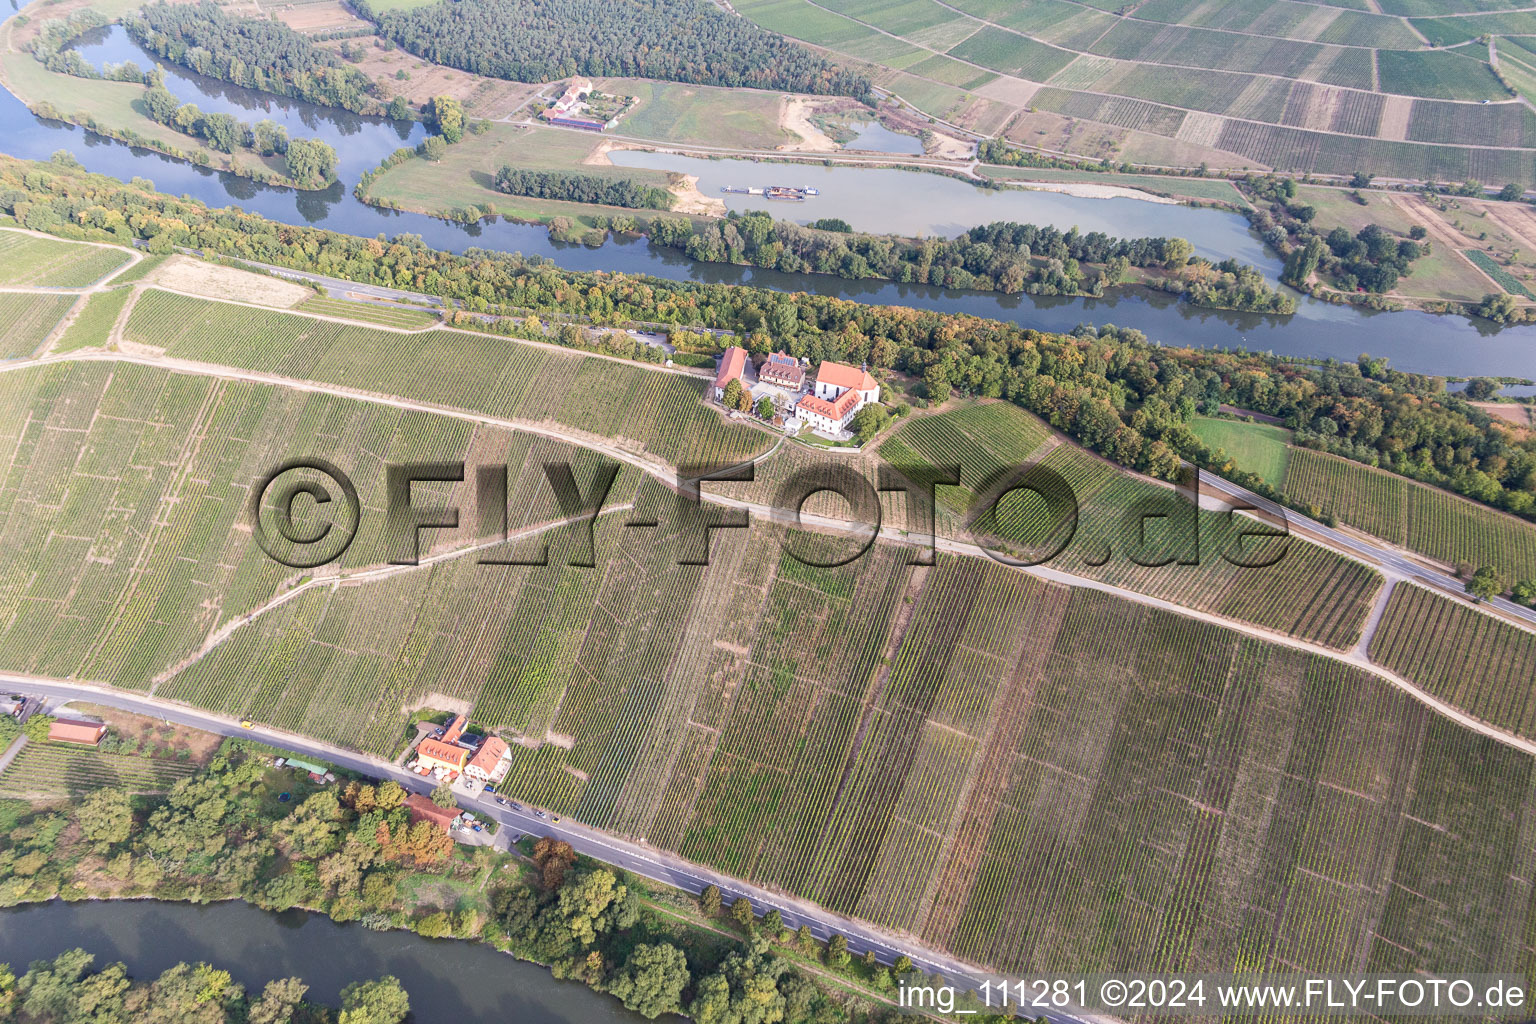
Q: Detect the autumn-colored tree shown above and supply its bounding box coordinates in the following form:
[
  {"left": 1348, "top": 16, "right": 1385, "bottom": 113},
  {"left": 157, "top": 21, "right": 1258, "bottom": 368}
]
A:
[{"left": 532, "top": 836, "right": 578, "bottom": 889}]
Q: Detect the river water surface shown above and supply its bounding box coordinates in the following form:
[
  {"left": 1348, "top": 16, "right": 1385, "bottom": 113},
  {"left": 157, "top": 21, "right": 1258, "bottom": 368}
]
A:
[
  {"left": 0, "top": 24, "right": 1528, "bottom": 376},
  {"left": 0, "top": 899, "right": 644, "bottom": 1023}
]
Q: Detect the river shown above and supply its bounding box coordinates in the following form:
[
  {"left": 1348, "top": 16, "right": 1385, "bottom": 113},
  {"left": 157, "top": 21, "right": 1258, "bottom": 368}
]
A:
[
  {"left": 0, "top": 899, "right": 645, "bottom": 1022},
  {"left": 0, "top": 24, "right": 1528, "bottom": 377}
]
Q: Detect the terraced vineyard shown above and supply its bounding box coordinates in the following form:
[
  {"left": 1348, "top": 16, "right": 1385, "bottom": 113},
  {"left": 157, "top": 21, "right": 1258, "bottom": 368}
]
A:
[
  {"left": 50, "top": 288, "right": 133, "bottom": 353},
  {"left": 0, "top": 292, "right": 75, "bottom": 359},
  {"left": 1285, "top": 446, "right": 1536, "bottom": 581},
  {"left": 731, "top": 0, "right": 1536, "bottom": 181},
  {"left": 126, "top": 290, "right": 767, "bottom": 466},
  {"left": 0, "top": 743, "right": 200, "bottom": 796},
  {"left": 0, "top": 361, "right": 1528, "bottom": 986},
  {"left": 297, "top": 296, "right": 442, "bottom": 329},
  {"left": 0, "top": 230, "right": 132, "bottom": 286},
  {"left": 1371, "top": 583, "right": 1536, "bottom": 739},
  {"left": 0, "top": 361, "right": 640, "bottom": 690}
]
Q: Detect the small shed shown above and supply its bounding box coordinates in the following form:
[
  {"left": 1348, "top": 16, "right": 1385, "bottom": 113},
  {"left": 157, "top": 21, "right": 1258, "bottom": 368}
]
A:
[
  {"left": 48, "top": 718, "right": 107, "bottom": 746},
  {"left": 405, "top": 793, "right": 460, "bottom": 832}
]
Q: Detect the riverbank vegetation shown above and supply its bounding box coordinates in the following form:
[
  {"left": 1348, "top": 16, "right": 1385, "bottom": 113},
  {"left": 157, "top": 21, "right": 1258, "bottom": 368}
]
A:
[
  {"left": 126, "top": 1, "right": 380, "bottom": 113},
  {"left": 3, "top": 154, "right": 1532, "bottom": 529},
  {"left": 141, "top": 84, "right": 338, "bottom": 187},
  {"left": 357, "top": 0, "right": 868, "bottom": 96},
  {"left": 0, "top": 739, "right": 929, "bottom": 1024},
  {"left": 647, "top": 211, "right": 1294, "bottom": 312},
  {"left": 493, "top": 168, "right": 673, "bottom": 211},
  {"left": 0, "top": 949, "right": 412, "bottom": 1024}
]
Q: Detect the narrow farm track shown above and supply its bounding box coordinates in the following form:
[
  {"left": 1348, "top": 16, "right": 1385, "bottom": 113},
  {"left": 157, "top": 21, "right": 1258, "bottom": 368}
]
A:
[{"left": 4, "top": 344, "right": 1534, "bottom": 761}]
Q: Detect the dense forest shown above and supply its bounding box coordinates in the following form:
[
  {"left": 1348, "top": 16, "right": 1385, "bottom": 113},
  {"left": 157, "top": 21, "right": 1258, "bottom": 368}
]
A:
[
  {"left": 126, "top": 2, "right": 379, "bottom": 113},
  {"left": 1, "top": 949, "right": 408, "bottom": 1024},
  {"left": 5, "top": 153, "right": 1532, "bottom": 525},
  {"left": 357, "top": 0, "right": 868, "bottom": 95},
  {"left": 0, "top": 731, "right": 930, "bottom": 1024},
  {"left": 647, "top": 212, "right": 1295, "bottom": 312},
  {"left": 494, "top": 168, "right": 673, "bottom": 210}
]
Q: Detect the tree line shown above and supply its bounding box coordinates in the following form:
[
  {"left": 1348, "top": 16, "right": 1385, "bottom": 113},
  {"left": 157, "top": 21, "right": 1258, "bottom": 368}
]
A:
[
  {"left": 126, "top": 1, "right": 380, "bottom": 114},
  {"left": 647, "top": 211, "right": 1294, "bottom": 312},
  {"left": 1, "top": 949, "right": 408, "bottom": 1024},
  {"left": 5, "top": 153, "right": 1531, "bottom": 522},
  {"left": 0, "top": 732, "right": 947, "bottom": 1024},
  {"left": 141, "top": 84, "right": 338, "bottom": 188},
  {"left": 493, "top": 168, "right": 674, "bottom": 211},
  {"left": 354, "top": 0, "right": 869, "bottom": 96}
]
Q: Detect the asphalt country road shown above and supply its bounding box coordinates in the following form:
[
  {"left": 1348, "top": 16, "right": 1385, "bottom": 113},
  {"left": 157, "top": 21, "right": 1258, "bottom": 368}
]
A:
[{"left": 4, "top": 675, "right": 1101, "bottom": 1024}]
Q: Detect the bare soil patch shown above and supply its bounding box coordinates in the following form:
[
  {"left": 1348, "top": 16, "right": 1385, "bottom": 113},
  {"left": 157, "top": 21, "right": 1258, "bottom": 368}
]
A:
[
  {"left": 1378, "top": 95, "right": 1413, "bottom": 141},
  {"left": 669, "top": 173, "right": 727, "bottom": 216},
  {"left": 401, "top": 692, "right": 473, "bottom": 716},
  {"left": 973, "top": 75, "right": 1040, "bottom": 107},
  {"left": 328, "top": 37, "right": 541, "bottom": 116},
  {"left": 779, "top": 96, "right": 840, "bottom": 152},
  {"left": 67, "top": 701, "right": 223, "bottom": 762},
  {"left": 275, "top": 1, "right": 370, "bottom": 33},
  {"left": 151, "top": 256, "right": 312, "bottom": 307},
  {"left": 1474, "top": 401, "right": 1533, "bottom": 428}
]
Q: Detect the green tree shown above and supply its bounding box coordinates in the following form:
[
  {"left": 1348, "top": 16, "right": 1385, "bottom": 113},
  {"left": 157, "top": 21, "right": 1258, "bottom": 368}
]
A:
[
  {"left": 795, "top": 924, "right": 817, "bottom": 956},
  {"left": 375, "top": 780, "right": 406, "bottom": 810},
  {"left": 1499, "top": 183, "right": 1523, "bottom": 201},
  {"left": 755, "top": 396, "right": 774, "bottom": 419},
  {"left": 607, "top": 943, "right": 691, "bottom": 1018},
  {"left": 430, "top": 96, "right": 465, "bottom": 143},
  {"left": 922, "top": 364, "right": 951, "bottom": 405},
  {"left": 252, "top": 119, "right": 289, "bottom": 156},
  {"left": 732, "top": 895, "right": 755, "bottom": 929},
  {"left": 1463, "top": 377, "right": 1500, "bottom": 401},
  {"left": 827, "top": 933, "right": 849, "bottom": 969},
  {"left": 1467, "top": 565, "right": 1504, "bottom": 602},
  {"left": 762, "top": 908, "right": 782, "bottom": 934},
  {"left": 849, "top": 403, "right": 889, "bottom": 442},
  {"left": 722, "top": 377, "right": 744, "bottom": 409},
  {"left": 248, "top": 977, "right": 309, "bottom": 1024},
  {"left": 286, "top": 137, "right": 338, "bottom": 187},
  {"left": 429, "top": 780, "right": 456, "bottom": 808},
  {"left": 76, "top": 787, "right": 133, "bottom": 849},
  {"left": 338, "top": 976, "right": 410, "bottom": 1024},
  {"left": 699, "top": 883, "right": 722, "bottom": 916}
]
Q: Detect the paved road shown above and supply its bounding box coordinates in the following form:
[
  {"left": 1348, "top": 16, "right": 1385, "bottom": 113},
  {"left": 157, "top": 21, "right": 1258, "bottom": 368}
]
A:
[
  {"left": 5, "top": 675, "right": 1098, "bottom": 1024},
  {"left": 1197, "top": 470, "right": 1536, "bottom": 630}
]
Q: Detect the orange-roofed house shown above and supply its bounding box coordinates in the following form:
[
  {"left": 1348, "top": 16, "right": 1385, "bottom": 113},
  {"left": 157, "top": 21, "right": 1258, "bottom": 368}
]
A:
[
  {"left": 48, "top": 718, "right": 107, "bottom": 746},
  {"left": 404, "top": 793, "right": 459, "bottom": 832},
  {"left": 464, "top": 737, "right": 512, "bottom": 784},
  {"left": 441, "top": 713, "right": 467, "bottom": 745},
  {"left": 416, "top": 737, "right": 469, "bottom": 775},
  {"left": 812, "top": 361, "right": 879, "bottom": 406},
  {"left": 798, "top": 361, "right": 880, "bottom": 434},
  {"left": 714, "top": 346, "right": 748, "bottom": 400}
]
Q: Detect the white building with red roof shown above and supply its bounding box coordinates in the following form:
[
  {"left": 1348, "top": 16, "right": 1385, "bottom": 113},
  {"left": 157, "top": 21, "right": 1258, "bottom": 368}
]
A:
[
  {"left": 714, "top": 346, "right": 748, "bottom": 401},
  {"left": 796, "top": 361, "right": 880, "bottom": 435}
]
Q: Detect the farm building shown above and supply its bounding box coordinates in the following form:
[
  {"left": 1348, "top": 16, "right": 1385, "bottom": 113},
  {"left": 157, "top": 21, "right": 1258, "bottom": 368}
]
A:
[
  {"left": 465, "top": 737, "right": 512, "bottom": 784},
  {"left": 416, "top": 737, "right": 470, "bottom": 775},
  {"left": 714, "top": 346, "right": 748, "bottom": 400},
  {"left": 404, "top": 793, "right": 460, "bottom": 832},
  {"left": 0, "top": 698, "right": 20, "bottom": 718},
  {"left": 760, "top": 352, "right": 804, "bottom": 390},
  {"left": 48, "top": 718, "right": 106, "bottom": 746}
]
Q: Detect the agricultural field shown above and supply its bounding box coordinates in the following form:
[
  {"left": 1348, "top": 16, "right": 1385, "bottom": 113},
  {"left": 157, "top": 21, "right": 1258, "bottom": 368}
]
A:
[
  {"left": 1190, "top": 416, "right": 1292, "bottom": 486},
  {"left": 1371, "top": 583, "right": 1536, "bottom": 738},
  {"left": 0, "top": 360, "right": 644, "bottom": 689},
  {"left": 727, "top": 0, "right": 1536, "bottom": 182},
  {"left": 152, "top": 518, "right": 1536, "bottom": 981},
  {"left": 50, "top": 288, "right": 132, "bottom": 353},
  {"left": 1283, "top": 446, "right": 1536, "bottom": 581},
  {"left": 297, "top": 296, "right": 441, "bottom": 329},
  {"left": 1463, "top": 248, "right": 1534, "bottom": 298},
  {"left": 0, "top": 230, "right": 131, "bottom": 287},
  {"left": 124, "top": 290, "right": 767, "bottom": 467},
  {"left": 600, "top": 79, "right": 792, "bottom": 150},
  {"left": 0, "top": 292, "right": 75, "bottom": 359},
  {"left": 0, "top": 742, "right": 200, "bottom": 797},
  {"left": 363, "top": 123, "right": 680, "bottom": 223},
  {"left": 879, "top": 407, "right": 1376, "bottom": 649}
]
